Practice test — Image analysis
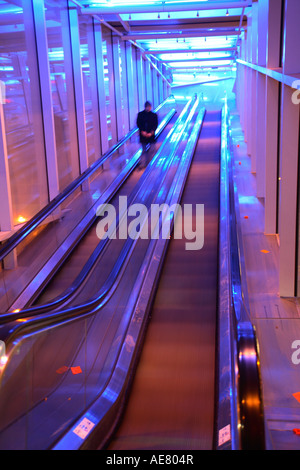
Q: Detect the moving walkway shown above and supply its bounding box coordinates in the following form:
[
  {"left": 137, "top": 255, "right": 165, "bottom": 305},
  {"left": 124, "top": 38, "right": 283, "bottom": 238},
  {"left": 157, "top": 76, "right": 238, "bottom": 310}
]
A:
[{"left": 0, "top": 95, "right": 266, "bottom": 450}]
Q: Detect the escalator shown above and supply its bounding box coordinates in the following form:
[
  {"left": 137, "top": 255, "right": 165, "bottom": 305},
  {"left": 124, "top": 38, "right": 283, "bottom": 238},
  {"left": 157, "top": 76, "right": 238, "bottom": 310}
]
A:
[
  {"left": 0, "top": 97, "right": 177, "bottom": 314},
  {"left": 0, "top": 97, "right": 180, "bottom": 314},
  {"left": 0, "top": 98, "right": 191, "bottom": 324},
  {"left": 26, "top": 110, "right": 179, "bottom": 310},
  {"left": 107, "top": 110, "right": 221, "bottom": 451},
  {"left": 0, "top": 97, "right": 266, "bottom": 451},
  {"left": 0, "top": 96, "right": 203, "bottom": 450}
]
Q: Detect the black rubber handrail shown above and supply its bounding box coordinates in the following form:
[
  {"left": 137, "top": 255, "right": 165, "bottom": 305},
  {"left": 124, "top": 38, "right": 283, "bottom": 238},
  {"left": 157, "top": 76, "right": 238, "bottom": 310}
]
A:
[{"left": 0, "top": 96, "right": 176, "bottom": 263}]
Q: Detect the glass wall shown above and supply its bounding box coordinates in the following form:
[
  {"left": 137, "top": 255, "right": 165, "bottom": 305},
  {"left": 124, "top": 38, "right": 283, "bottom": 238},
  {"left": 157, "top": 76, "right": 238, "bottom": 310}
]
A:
[
  {"left": 134, "top": 47, "right": 141, "bottom": 112},
  {"left": 142, "top": 58, "right": 148, "bottom": 106},
  {"left": 297, "top": 111, "right": 300, "bottom": 296},
  {"left": 113, "top": 37, "right": 129, "bottom": 139},
  {"left": 0, "top": 1, "right": 169, "bottom": 230},
  {"left": 44, "top": 0, "right": 79, "bottom": 191},
  {"left": 119, "top": 41, "right": 129, "bottom": 137},
  {"left": 101, "top": 25, "right": 116, "bottom": 148},
  {"left": 78, "top": 14, "right": 101, "bottom": 166},
  {"left": 152, "top": 69, "right": 159, "bottom": 107},
  {"left": 132, "top": 47, "right": 139, "bottom": 114},
  {"left": 0, "top": 0, "right": 48, "bottom": 225}
]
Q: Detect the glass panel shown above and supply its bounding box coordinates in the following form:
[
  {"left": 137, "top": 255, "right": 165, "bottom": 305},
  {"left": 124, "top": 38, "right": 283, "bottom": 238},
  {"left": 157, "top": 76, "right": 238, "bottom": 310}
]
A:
[
  {"left": 152, "top": 67, "right": 157, "bottom": 108},
  {"left": 132, "top": 47, "right": 139, "bottom": 117},
  {"left": 134, "top": 47, "right": 140, "bottom": 112},
  {"left": 78, "top": 14, "right": 101, "bottom": 166},
  {"left": 44, "top": 0, "right": 79, "bottom": 191},
  {"left": 0, "top": 0, "right": 48, "bottom": 225},
  {"left": 119, "top": 41, "right": 129, "bottom": 137},
  {"left": 147, "top": 65, "right": 154, "bottom": 106},
  {"left": 142, "top": 58, "right": 147, "bottom": 104},
  {"left": 102, "top": 26, "right": 116, "bottom": 148},
  {"left": 159, "top": 72, "right": 163, "bottom": 104}
]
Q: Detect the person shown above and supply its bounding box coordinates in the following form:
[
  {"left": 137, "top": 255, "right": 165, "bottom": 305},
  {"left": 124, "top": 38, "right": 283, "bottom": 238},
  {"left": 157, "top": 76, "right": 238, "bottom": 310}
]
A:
[{"left": 137, "top": 101, "right": 158, "bottom": 169}]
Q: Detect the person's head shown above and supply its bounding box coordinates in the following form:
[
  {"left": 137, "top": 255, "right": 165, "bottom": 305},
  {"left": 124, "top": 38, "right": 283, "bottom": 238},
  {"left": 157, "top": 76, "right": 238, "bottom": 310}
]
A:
[{"left": 144, "top": 101, "right": 152, "bottom": 112}]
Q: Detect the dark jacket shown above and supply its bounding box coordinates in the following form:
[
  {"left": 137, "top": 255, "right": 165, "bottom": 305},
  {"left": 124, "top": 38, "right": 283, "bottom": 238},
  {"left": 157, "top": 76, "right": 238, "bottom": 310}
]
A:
[{"left": 137, "top": 110, "right": 158, "bottom": 143}]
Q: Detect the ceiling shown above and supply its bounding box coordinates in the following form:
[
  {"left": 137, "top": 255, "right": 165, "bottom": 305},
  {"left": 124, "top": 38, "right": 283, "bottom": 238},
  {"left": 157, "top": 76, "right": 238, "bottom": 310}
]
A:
[{"left": 78, "top": 0, "right": 252, "bottom": 78}]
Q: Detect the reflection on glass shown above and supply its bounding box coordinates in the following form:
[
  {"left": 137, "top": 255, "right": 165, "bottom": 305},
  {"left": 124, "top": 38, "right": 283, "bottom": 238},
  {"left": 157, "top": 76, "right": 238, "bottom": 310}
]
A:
[
  {"left": 145, "top": 64, "right": 153, "bottom": 105},
  {"left": 78, "top": 15, "right": 101, "bottom": 166},
  {"left": 45, "top": 0, "right": 79, "bottom": 191},
  {"left": 142, "top": 58, "right": 147, "bottom": 104},
  {"left": 0, "top": 0, "right": 48, "bottom": 225},
  {"left": 132, "top": 47, "right": 139, "bottom": 114},
  {"left": 118, "top": 40, "right": 129, "bottom": 137},
  {"left": 102, "top": 26, "right": 116, "bottom": 148},
  {"left": 152, "top": 67, "right": 158, "bottom": 108}
]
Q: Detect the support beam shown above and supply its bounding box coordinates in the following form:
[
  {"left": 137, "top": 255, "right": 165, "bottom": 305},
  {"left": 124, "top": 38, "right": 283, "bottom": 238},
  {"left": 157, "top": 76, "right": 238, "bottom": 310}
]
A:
[
  {"left": 126, "top": 43, "right": 138, "bottom": 128},
  {"left": 117, "top": 14, "right": 130, "bottom": 32},
  {"left": 145, "top": 47, "right": 237, "bottom": 55},
  {"left": 125, "top": 21, "right": 247, "bottom": 32},
  {"left": 162, "top": 56, "right": 235, "bottom": 63},
  {"left": 145, "top": 59, "right": 153, "bottom": 104},
  {"left": 69, "top": 5, "right": 89, "bottom": 175},
  {"left": 171, "top": 65, "right": 235, "bottom": 72},
  {"left": 136, "top": 49, "right": 146, "bottom": 110},
  {"left": 81, "top": 2, "right": 252, "bottom": 15},
  {"left": 94, "top": 20, "right": 109, "bottom": 155},
  {"left": 32, "top": 0, "right": 59, "bottom": 201},
  {"left": 112, "top": 35, "right": 124, "bottom": 141},
  {"left": 121, "top": 30, "right": 240, "bottom": 41},
  {"left": 93, "top": 15, "right": 123, "bottom": 37}
]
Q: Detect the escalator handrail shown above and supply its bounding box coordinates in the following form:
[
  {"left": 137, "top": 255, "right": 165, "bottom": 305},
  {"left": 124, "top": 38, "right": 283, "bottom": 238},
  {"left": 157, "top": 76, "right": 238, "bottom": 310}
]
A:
[
  {"left": 5, "top": 107, "right": 177, "bottom": 317},
  {"left": 1, "top": 106, "right": 177, "bottom": 315},
  {"left": 0, "top": 96, "right": 176, "bottom": 263},
  {"left": 0, "top": 98, "right": 196, "bottom": 347},
  {"left": 218, "top": 97, "right": 266, "bottom": 450}
]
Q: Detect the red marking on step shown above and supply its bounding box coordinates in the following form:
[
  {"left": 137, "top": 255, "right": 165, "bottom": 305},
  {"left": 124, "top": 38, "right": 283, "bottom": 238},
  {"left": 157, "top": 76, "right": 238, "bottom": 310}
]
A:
[
  {"left": 71, "top": 366, "right": 82, "bottom": 375},
  {"left": 56, "top": 366, "right": 69, "bottom": 374},
  {"left": 293, "top": 392, "right": 300, "bottom": 403}
]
